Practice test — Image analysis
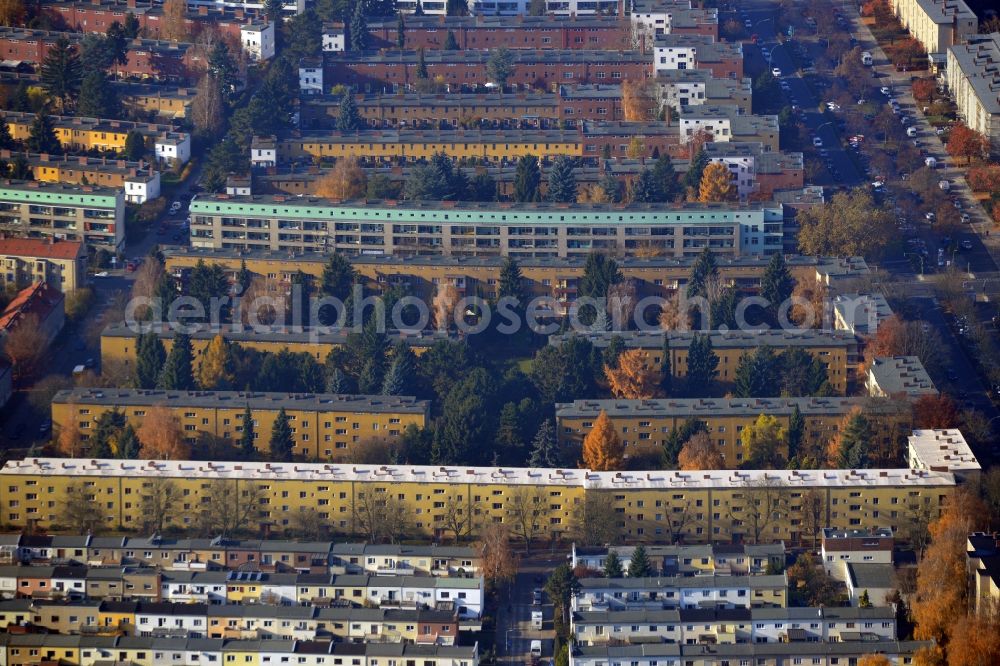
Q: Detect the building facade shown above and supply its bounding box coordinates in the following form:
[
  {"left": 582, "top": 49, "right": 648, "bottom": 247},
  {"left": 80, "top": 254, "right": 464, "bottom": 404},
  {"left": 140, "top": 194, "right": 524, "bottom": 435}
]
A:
[
  {"left": 0, "top": 457, "right": 957, "bottom": 544},
  {"left": 0, "top": 180, "right": 124, "bottom": 251},
  {"left": 51, "top": 389, "right": 430, "bottom": 461},
  {"left": 889, "top": 0, "right": 977, "bottom": 55},
  {"left": 187, "top": 196, "right": 785, "bottom": 258},
  {"left": 0, "top": 237, "right": 86, "bottom": 292},
  {"left": 946, "top": 34, "right": 1000, "bottom": 152}
]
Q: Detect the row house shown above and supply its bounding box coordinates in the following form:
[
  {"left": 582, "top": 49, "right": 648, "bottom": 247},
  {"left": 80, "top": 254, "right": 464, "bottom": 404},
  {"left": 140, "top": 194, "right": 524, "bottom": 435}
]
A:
[
  {"left": 653, "top": 34, "right": 744, "bottom": 79},
  {"left": 324, "top": 49, "right": 653, "bottom": 94},
  {"left": 0, "top": 566, "right": 161, "bottom": 602},
  {"left": 329, "top": 544, "right": 479, "bottom": 577},
  {"left": 366, "top": 15, "right": 631, "bottom": 51},
  {"left": 1, "top": 151, "right": 161, "bottom": 204},
  {"left": 0, "top": 28, "right": 200, "bottom": 83},
  {"left": 40, "top": 0, "right": 254, "bottom": 43},
  {"left": 0, "top": 633, "right": 479, "bottom": 666},
  {"left": 571, "top": 606, "right": 898, "bottom": 645},
  {"left": 570, "top": 543, "right": 785, "bottom": 578},
  {"left": 573, "top": 575, "right": 788, "bottom": 611}
]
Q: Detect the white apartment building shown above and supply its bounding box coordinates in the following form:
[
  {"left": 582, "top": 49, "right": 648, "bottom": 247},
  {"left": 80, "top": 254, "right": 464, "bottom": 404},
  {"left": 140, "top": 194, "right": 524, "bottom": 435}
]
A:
[
  {"left": 299, "top": 57, "right": 324, "bottom": 95},
  {"left": 124, "top": 170, "right": 161, "bottom": 204},
  {"left": 154, "top": 134, "right": 192, "bottom": 167},
  {"left": 322, "top": 28, "right": 346, "bottom": 52},
  {"left": 946, "top": 34, "right": 1000, "bottom": 152},
  {"left": 240, "top": 22, "right": 275, "bottom": 62},
  {"left": 546, "top": 0, "right": 620, "bottom": 16},
  {"left": 889, "top": 0, "right": 977, "bottom": 55},
  {"left": 468, "top": 0, "right": 530, "bottom": 15},
  {"left": 573, "top": 575, "right": 788, "bottom": 611}
]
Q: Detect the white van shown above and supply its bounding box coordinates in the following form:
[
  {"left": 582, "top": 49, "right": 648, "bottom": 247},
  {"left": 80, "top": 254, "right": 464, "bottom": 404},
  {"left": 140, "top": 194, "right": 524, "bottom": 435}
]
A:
[
  {"left": 530, "top": 641, "right": 543, "bottom": 658},
  {"left": 906, "top": 127, "right": 918, "bottom": 137},
  {"left": 924, "top": 157, "right": 937, "bottom": 168},
  {"left": 939, "top": 180, "right": 950, "bottom": 191},
  {"left": 861, "top": 51, "right": 873, "bottom": 65},
  {"left": 532, "top": 610, "right": 543, "bottom": 629}
]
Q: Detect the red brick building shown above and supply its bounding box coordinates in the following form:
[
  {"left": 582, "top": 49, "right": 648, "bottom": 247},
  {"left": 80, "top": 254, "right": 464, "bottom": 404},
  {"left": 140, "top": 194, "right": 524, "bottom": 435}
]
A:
[
  {"left": 0, "top": 28, "right": 200, "bottom": 83},
  {"left": 325, "top": 49, "right": 653, "bottom": 93},
  {"left": 40, "top": 0, "right": 249, "bottom": 42},
  {"left": 365, "top": 14, "right": 632, "bottom": 51}
]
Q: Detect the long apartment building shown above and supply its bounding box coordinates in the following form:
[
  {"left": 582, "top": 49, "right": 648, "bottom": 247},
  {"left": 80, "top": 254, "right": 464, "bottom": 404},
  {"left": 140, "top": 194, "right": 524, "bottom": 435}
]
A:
[
  {"left": 946, "top": 33, "right": 1000, "bottom": 152},
  {"left": 0, "top": 454, "right": 959, "bottom": 544},
  {"left": 52, "top": 389, "right": 430, "bottom": 461},
  {"left": 0, "top": 28, "right": 198, "bottom": 82},
  {"left": 324, "top": 49, "right": 653, "bottom": 93},
  {"left": 2, "top": 111, "right": 191, "bottom": 167},
  {"left": 574, "top": 574, "right": 788, "bottom": 611},
  {"left": 4, "top": 152, "right": 160, "bottom": 204},
  {"left": 572, "top": 605, "right": 899, "bottom": 645},
  {"left": 655, "top": 69, "right": 753, "bottom": 113},
  {"left": 0, "top": 180, "right": 124, "bottom": 251},
  {"left": 256, "top": 149, "right": 802, "bottom": 202},
  {"left": 366, "top": 14, "right": 632, "bottom": 51},
  {"left": 99, "top": 324, "right": 451, "bottom": 368},
  {"left": 570, "top": 641, "right": 930, "bottom": 666},
  {"left": 889, "top": 0, "right": 977, "bottom": 55},
  {"left": 552, "top": 329, "right": 859, "bottom": 394},
  {"left": 0, "top": 634, "right": 479, "bottom": 666},
  {"left": 0, "top": 237, "right": 86, "bottom": 292},
  {"left": 161, "top": 249, "right": 859, "bottom": 311},
  {"left": 7, "top": 535, "right": 478, "bottom": 576},
  {"left": 556, "top": 397, "right": 910, "bottom": 467},
  {"left": 188, "top": 196, "right": 785, "bottom": 258},
  {"left": 0, "top": 598, "right": 464, "bottom": 644},
  {"left": 630, "top": 0, "right": 720, "bottom": 41}
]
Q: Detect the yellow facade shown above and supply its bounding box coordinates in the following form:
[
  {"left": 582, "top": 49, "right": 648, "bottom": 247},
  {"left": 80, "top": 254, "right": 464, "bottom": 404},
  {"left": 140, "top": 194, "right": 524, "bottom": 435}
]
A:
[
  {"left": 31, "top": 161, "right": 145, "bottom": 190},
  {"left": 3, "top": 113, "right": 178, "bottom": 153},
  {"left": 278, "top": 136, "right": 583, "bottom": 162},
  {"left": 51, "top": 391, "right": 429, "bottom": 462},
  {"left": 0, "top": 459, "right": 952, "bottom": 546},
  {"left": 99, "top": 327, "right": 443, "bottom": 369},
  {"left": 557, "top": 409, "right": 841, "bottom": 467}
]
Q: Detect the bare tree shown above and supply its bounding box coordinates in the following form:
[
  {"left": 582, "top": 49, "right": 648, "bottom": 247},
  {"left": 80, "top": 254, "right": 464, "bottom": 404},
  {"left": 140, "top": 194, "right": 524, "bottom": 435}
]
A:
[
  {"left": 353, "top": 488, "right": 411, "bottom": 544},
  {"left": 2, "top": 313, "right": 45, "bottom": 380},
  {"left": 726, "top": 477, "right": 788, "bottom": 544},
  {"left": 196, "top": 479, "right": 264, "bottom": 537},
  {"left": 139, "top": 478, "right": 180, "bottom": 534},
  {"left": 665, "top": 497, "right": 701, "bottom": 545},
  {"left": 569, "top": 493, "right": 622, "bottom": 546},
  {"left": 435, "top": 492, "right": 481, "bottom": 543},
  {"left": 59, "top": 480, "right": 107, "bottom": 534},
  {"left": 191, "top": 75, "right": 225, "bottom": 136},
  {"left": 800, "top": 488, "right": 826, "bottom": 550},
  {"left": 288, "top": 507, "right": 329, "bottom": 540},
  {"left": 901, "top": 499, "right": 935, "bottom": 557},
  {"left": 505, "top": 486, "right": 548, "bottom": 552},
  {"left": 478, "top": 522, "right": 518, "bottom": 585}
]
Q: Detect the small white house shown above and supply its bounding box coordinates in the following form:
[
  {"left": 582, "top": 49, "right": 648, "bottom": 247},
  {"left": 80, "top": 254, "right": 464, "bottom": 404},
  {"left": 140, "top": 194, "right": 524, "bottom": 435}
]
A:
[
  {"left": 241, "top": 22, "right": 275, "bottom": 62},
  {"left": 124, "top": 170, "right": 161, "bottom": 204},
  {"left": 323, "top": 28, "right": 346, "bottom": 52},
  {"left": 250, "top": 136, "right": 277, "bottom": 168},
  {"left": 299, "top": 57, "right": 324, "bottom": 95},
  {"left": 226, "top": 175, "right": 252, "bottom": 196},
  {"left": 155, "top": 133, "right": 192, "bottom": 167}
]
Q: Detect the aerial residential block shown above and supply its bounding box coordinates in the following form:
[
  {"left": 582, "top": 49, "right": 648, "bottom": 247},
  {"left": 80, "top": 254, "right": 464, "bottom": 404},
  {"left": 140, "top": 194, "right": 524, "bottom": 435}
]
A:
[{"left": 0, "top": 180, "right": 124, "bottom": 251}]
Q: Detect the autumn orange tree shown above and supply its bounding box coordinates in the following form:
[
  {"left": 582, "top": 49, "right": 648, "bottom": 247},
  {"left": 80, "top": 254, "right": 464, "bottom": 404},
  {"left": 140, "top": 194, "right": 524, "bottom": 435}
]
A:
[
  {"left": 160, "top": 0, "right": 190, "bottom": 42},
  {"left": 677, "top": 431, "right": 725, "bottom": 470},
  {"left": 913, "top": 488, "right": 988, "bottom": 658},
  {"left": 315, "top": 158, "right": 368, "bottom": 200},
  {"left": 137, "top": 405, "right": 191, "bottom": 460},
  {"left": 55, "top": 412, "right": 83, "bottom": 457},
  {"left": 857, "top": 655, "right": 891, "bottom": 666},
  {"left": 966, "top": 164, "right": 1000, "bottom": 194},
  {"left": 946, "top": 123, "right": 989, "bottom": 164},
  {"left": 699, "top": 162, "right": 735, "bottom": 202},
  {"left": 0, "top": 0, "right": 25, "bottom": 28},
  {"left": 2, "top": 313, "right": 45, "bottom": 381},
  {"left": 582, "top": 410, "right": 624, "bottom": 471},
  {"left": 621, "top": 79, "right": 656, "bottom": 121},
  {"left": 197, "top": 334, "right": 235, "bottom": 390},
  {"left": 946, "top": 613, "right": 1000, "bottom": 666},
  {"left": 433, "top": 282, "right": 459, "bottom": 331},
  {"left": 911, "top": 78, "right": 936, "bottom": 104},
  {"left": 604, "top": 349, "right": 659, "bottom": 399},
  {"left": 912, "top": 394, "right": 959, "bottom": 429}
]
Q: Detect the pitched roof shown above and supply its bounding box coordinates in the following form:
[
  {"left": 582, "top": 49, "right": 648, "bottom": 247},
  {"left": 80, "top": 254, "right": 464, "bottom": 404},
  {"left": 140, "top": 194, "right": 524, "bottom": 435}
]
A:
[
  {"left": 0, "top": 237, "right": 83, "bottom": 260},
  {"left": 0, "top": 282, "right": 63, "bottom": 332}
]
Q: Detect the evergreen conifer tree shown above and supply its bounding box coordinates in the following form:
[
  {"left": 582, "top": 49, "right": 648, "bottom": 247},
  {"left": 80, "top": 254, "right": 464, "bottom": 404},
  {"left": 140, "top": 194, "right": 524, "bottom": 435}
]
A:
[
  {"left": 135, "top": 331, "right": 166, "bottom": 389},
  {"left": 628, "top": 545, "right": 653, "bottom": 577},
  {"left": 547, "top": 156, "right": 578, "bottom": 203},
  {"left": 604, "top": 551, "right": 624, "bottom": 577},
  {"left": 157, "top": 333, "right": 194, "bottom": 390},
  {"left": 269, "top": 408, "right": 294, "bottom": 462},
  {"left": 240, "top": 406, "right": 256, "bottom": 460}
]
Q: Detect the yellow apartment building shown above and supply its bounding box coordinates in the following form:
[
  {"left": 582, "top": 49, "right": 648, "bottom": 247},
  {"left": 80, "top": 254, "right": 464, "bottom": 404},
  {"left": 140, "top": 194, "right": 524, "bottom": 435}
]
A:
[
  {"left": 556, "top": 397, "right": 909, "bottom": 467},
  {"left": 260, "top": 129, "right": 583, "bottom": 163},
  {"left": 51, "top": 389, "right": 430, "bottom": 462},
  {"left": 0, "top": 237, "right": 86, "bottom": 293},
  {"left": 99, "top": 324, "right": 450, "bottom": 368},
  {"left": 3, "top": 111, "right": 187, "bottom": 156},
  {"left": 161, "top": 249, "right": 870, "bottom": 305},
  {"left": 119, "top": 84, "right": 196, "bottom": 121},
  {"left": 553, "top": 330, "right": 859, "bottom": 395},
  {"left": 0, "top": 456, "right": 956, "bottom": 545}
]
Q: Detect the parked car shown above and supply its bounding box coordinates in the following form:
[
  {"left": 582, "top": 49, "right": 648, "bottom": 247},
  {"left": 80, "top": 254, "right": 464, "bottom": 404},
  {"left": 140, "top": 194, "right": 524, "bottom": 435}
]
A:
[
  {"left": 771, "top": 67, "right": 782, "bottom": 76},
  {"left": 812, "top": 136, "right": 823, "bottom": 147}
]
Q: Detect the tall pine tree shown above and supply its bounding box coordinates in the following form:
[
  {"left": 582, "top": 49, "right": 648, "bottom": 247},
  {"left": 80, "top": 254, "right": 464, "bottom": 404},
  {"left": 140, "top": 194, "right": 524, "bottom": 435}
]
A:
[
  {"left": 604, "top": 551, "right": 624, "bottom": 578},
  {"left": 337, "top": 92, "right": 361, "bottom": 132},
  {"left": 240, "top": 406, "right": 256, "bottom": 460},
  {"left": 513, "top": 155, "right": 541, "bottom": 202},
  {"left": 628, "top": 544, "right": 654, "bottom": 577},
  {"left": 528, "top": 420, "right": 558, "bottom": 468},
  {"left": 135, "top": 331, "right": 166, "bottom": 389},
  {"left": 157, "top": 333, "right": 194, "bottom": 390},
  {"left": 349, "top": 3, "right": 369, "bottom": 52},
  {"left": 269, "top": 408, "right": 294, "bottom": 462},
  {"left": 685, "top": 333, "right": 718, "bottom": 398},
  {"left": 761, "top": 252, "right": 794, "bottom": 321},
  {"left": 547, "top": 156, "right": 577, "bottom": 203}
]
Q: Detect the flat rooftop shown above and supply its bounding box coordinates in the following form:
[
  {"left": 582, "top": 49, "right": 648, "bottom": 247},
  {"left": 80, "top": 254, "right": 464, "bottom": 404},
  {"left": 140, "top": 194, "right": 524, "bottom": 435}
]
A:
[
  {"left": 947, "top": 33, "right": 1000, "bottom": 115},
  {"left": 908, "top": 428, "right": 981, "bottom": 475},
  {"left": 556, "top": 396, "right": 896, "bottom": 419},
  {"left": 52, "top": 388, "right": 430, "bottom": 414},
  {"left": 0, "top": 179, "right": 121, "bottom": 203},
  {"left": 868, "top": 356, "right": 937, "bottom": 396},
  {"left": 551, "top": 329, "right": 859, "bottom": 349},
  {"left": 101, "top": 323, "right": 452, "bottom": 346},
  {"left": 0, "top": 458, "right": 956, "bottom": 490}
]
